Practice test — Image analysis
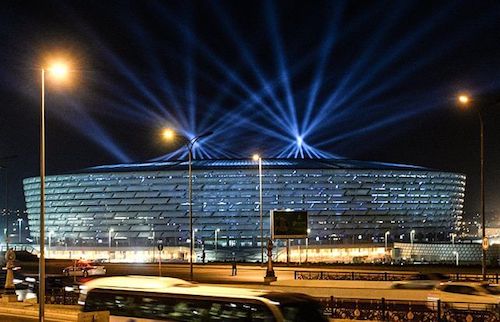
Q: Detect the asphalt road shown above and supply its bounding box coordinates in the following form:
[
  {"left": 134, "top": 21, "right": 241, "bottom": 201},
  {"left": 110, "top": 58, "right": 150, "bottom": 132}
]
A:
[{"left": 10, "top": 260, "right": 443, "bottom": 301}]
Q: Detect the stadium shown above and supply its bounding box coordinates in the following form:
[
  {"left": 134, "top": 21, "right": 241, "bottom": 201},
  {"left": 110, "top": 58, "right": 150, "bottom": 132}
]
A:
[{"left": 23, "top": 158, "right": 465, "bottom": 262}]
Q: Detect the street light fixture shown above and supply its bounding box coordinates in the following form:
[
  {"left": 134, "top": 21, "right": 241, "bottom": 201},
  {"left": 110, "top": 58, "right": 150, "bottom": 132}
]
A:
[
  {"left": 458, "top": 94, "right": 487, "bottom": 280},
  {"left": 39, "top": 60, "right": 71, "bottom": 322},
  {"left": 162, "top": 128, "right": 213, "bottom": 281},
  {"left": 450, "top": 233, "right": 457, "bottom": 245},
  {"left": 252, "top": 154, "right": 264, "bottom": 264}
]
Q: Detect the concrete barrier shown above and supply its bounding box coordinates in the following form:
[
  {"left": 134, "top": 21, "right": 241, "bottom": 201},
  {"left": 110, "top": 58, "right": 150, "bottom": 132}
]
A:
[{"left": 0, "top": 301, "right": 109, "bottom": 321}]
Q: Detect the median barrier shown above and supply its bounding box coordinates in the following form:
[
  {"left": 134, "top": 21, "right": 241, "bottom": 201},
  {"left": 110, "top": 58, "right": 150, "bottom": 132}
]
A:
[{"left": 0, "top": 301, "right": 109, "bottom": 321}]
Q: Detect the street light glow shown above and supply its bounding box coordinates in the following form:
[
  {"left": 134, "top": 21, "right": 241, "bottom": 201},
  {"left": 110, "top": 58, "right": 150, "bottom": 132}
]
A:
[
  {"left": 162, "top": 128, "right": 175, "bottom": 141},
  {"left": 252, "top": 154, "right": 260, "bottom": 161},
  {"left": 458, "top": 94, "right": 470, "bottom": 105},
  {"left": 47, "top": 61, "right": 69, "bottom": 80}
]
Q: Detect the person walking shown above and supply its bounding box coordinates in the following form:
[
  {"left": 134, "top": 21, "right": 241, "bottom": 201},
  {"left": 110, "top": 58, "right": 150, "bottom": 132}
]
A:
[{"left": 231, "top": 253, "right": 237, "bottom": 276}]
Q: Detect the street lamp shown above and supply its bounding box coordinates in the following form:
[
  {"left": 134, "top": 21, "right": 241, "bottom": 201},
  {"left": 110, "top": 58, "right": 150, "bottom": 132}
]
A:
[
  {"left": 214, "top": 228, "right": 220, "bottom": 261},
  {"left": 450, "top": 233, "right": 456, "bottom": 245},
  {"left": 305, "top": 228, "right": 311, "bottom": 263},
  {"left": 458, "top": 94, "right": 486, "bottom": 280},
  {"left": 384, "top": 231, "right": 390, "bottom": 253},
  {"left": 410, "top": 229, "right": 415, "bottom": 259},
  {"left": 252, "top": 154, "right": 264, "bottom": 264},
  {"left": 40, "top": 60, "right": 70, "bottom": 321},
  {"left": 17, "top": 218, "right": 23, "bottom": 243},
  {"left": 162, "top": 129, "right": 213, "bottom": 281},
  {"left": 192, "top": 228, "right": 198, "bottom": 249}
]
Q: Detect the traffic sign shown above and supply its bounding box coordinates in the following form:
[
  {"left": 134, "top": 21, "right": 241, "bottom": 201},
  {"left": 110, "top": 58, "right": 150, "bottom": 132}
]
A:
[
  {"left": 157, "top": 243, "right": 164, "bottom": 251},
  {"left": 482, "top": 237, "right": 489, "bottom": 250}
]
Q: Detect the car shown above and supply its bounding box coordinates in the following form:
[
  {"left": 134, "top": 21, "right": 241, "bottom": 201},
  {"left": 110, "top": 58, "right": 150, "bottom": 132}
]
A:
[
  {"left": 427, "top": 281, "right": 500, "bottom": 311},
  {"left": 63, "top": 260, "right": 106, "bottom": 277},
  {"left": 392, "top": 273, "right": 449, "bottom": 289}
]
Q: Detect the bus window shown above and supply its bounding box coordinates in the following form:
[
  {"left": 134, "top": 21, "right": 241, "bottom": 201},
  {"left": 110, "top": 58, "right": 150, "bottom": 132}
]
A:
[
  {"left": 85, "top": 289, "right": 276, "bottom": 321},
  {"left": 262, "top": 293, "right": 327, "bottom": 322},
  {"left": 84, "top": 290, "right": 136, "bottom": 317}
]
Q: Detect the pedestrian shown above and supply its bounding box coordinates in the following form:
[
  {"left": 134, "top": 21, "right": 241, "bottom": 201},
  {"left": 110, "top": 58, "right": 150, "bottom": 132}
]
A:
[{"left": 231, "top": 253, "right": 237, "bottom": 276}]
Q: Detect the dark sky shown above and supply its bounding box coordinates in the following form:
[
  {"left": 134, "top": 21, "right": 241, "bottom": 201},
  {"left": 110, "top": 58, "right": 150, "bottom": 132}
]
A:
[{"left": 0, "top": 0, "right": 499, "bottom": 219}]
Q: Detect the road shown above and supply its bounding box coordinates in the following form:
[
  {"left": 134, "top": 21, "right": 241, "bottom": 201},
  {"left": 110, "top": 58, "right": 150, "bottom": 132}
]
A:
[{"left": 14, "top": 260, "right": 439, "bottom": 301}]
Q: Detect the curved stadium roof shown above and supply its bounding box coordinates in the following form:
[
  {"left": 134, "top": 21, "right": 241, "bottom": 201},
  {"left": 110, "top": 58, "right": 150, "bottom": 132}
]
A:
[{"left": 82, "top": 158, "right": 432, "bottom": 173}]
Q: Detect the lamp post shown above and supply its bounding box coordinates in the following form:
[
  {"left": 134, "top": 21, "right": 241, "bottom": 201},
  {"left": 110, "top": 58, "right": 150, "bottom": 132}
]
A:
[
  {"left": 458, "top": 94, "right": 486, "bottom": 280},
  {"left": 384, "top": 231, "right": 390, "bottom": 253},
  {"left": 187, "top": 133, "right": 213, "bottom": 281},
  {"left": 410, "top": 229, "right": 415, "bottom": 259},
  {"left": 162, "top": 129, "right": 213, "bottom": 281},
  {"left": 40, "top": 61, "right": 69, "bottom": 322},
  {"left": 214, "top": 228, "right": 220, "bottom": 261},
  {"left": 305, "top": 228, "right": 311, "bottom": 263},
  {"left": 253, "top": 154, "right": 264, "bottom": 264},
  {"left": 192, "top": 228, "right": 198, "bottom": 249},
  {"left": 17, "top": 218, "right": 23, "bottom": 243}
]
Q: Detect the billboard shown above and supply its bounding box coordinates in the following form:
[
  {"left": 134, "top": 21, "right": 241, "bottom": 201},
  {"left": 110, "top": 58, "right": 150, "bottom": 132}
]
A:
[{"left": 271, "top": 210, "right": 308, "bottom": 239}]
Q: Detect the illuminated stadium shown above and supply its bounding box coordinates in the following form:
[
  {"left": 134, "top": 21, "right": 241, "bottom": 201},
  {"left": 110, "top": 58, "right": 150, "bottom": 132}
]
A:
[{"left": 23, "top": 158, "right": 465, "bottom": 262}]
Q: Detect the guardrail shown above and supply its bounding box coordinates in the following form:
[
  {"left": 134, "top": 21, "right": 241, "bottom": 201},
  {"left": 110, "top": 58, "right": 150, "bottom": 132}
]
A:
[
  {"left": 0, "top": 244, "right": 39, "bottom": 255},
  {"left": 295, "top": 270, "right": 500, "bottom": 283},
  {"left": 294, "top": 270, "right": 413, "bottom": 281},
  {"left": 319, "top": 297, "right": 500, "bottom": 322}
]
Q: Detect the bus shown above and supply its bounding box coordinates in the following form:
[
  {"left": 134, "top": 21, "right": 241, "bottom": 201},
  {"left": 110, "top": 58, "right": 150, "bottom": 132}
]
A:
[{"left": 79, "top": 276, "right": 327, "bottom": 321}]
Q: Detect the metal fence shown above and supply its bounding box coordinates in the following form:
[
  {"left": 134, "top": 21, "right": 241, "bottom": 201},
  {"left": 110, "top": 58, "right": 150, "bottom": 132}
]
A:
[
  {"left": 319, "top": 297, "right": 500, "bottom": 322},
  {"left": 295, "top": 270, "right": 500, "bottom": 283},
  {"left": 45, "top": 286, "right": 80, "bottom": 305}
]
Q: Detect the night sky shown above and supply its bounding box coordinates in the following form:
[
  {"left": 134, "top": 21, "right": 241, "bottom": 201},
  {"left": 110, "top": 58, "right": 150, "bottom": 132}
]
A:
[{"left": 0, "top": 0, "right": 499, "bottom": 219}]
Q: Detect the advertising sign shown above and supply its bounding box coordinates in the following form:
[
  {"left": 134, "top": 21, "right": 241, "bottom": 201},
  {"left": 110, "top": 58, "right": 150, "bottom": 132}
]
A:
[{"left": 271, "top": 210, "right": 308, "bottom": 239}]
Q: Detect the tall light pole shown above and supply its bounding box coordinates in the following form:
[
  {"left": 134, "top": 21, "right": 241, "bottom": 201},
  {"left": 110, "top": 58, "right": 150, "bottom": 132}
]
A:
[
  {"left": 162, "top": 129, "right": 213, "bottom": 281},
  {"left": 458, "top": 94, "right": 487, "bottom": 280},
  {"left": 384, "top": 231, "right": 390, "bottom": 253},
  {"left": 192, "top": 228, "right": 198, "bottom": 249},
  {"left": 40, "top": 61, "right": 69, "bottom": 322},
  {"left": 253, "top": 154, "right": 264, "bottom": 264},
  {"left": 305, "top": 228, "right": 311, "bottom": 263},
  {"left": 214, "top": 228, "right": 220, "bottom": 261},
  {"left": 18, "top": 218, "right": 23, "bottom": 243},
  {"left": 410, "top": 229, "right": 415, "bottom": 259}
]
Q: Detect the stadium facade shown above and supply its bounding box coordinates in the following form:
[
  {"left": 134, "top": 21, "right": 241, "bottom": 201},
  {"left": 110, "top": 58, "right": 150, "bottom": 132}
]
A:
[{"left": 23, "top": 159, "right": 465, "bottom": 257}]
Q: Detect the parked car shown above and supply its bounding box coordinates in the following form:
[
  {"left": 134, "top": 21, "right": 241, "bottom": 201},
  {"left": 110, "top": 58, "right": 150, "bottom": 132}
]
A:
[
  {"left": 392, "top": 273, "right": 449, "bottom": 289},
  {"left": 63, "top": 260, "right": 106, "bottom": 277},
  {"left": 427, "top": 282, "right": 500, "bottom": 311}
]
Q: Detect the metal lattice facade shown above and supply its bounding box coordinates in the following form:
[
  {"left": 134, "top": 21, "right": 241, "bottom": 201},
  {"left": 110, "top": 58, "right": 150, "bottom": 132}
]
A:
[{"left": 23, "top": 159, "right": 465, "bottom": 248}]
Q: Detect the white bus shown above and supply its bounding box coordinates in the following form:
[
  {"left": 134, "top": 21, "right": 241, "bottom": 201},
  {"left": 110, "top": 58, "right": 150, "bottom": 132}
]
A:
[{"left": 79, "top": 276, "right": 327, "bottom": 322}]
